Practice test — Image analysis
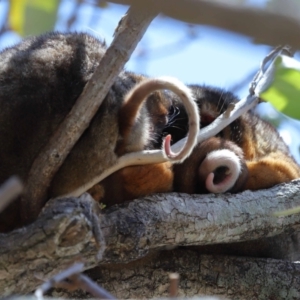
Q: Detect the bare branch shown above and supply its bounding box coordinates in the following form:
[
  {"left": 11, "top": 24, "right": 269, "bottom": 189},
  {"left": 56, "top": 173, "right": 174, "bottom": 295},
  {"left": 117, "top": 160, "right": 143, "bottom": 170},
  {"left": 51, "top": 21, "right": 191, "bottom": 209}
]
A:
[
  {"left": 0, "top": 194, "right": 104, "bottom": 296},
  {"left": 109, "top": 0, "right": 300, "bottom": 49},
  {"left": 36, "top": 262, "right": 116, "bottom": 300},
  {"left": 35, "top": 263, "right": 84, "bottom": 298},
  {"left": 2, "top": 180, "right": 300, "bottom": 294},
  {"left": 21, "top": 5, "right": 158, "bottom": 222}
]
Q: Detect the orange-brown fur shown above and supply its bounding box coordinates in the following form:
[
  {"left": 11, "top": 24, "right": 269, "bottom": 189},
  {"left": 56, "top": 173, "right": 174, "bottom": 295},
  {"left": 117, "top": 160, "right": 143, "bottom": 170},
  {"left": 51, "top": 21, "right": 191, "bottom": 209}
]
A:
[
  {"left": 166, "top": 85, "right": 300, "bottom": 191},
  {"left": 92, "top": 84, "right": 299, "bottom": 205},
  {"left": 245, "top": 151, "right": 300, "bottom": 190},
  {"left": 95, "top": 162, "right": 173, "bottom": 206},
  {"left": 90, "top": 86, "right": 300, "bottom": 207}
]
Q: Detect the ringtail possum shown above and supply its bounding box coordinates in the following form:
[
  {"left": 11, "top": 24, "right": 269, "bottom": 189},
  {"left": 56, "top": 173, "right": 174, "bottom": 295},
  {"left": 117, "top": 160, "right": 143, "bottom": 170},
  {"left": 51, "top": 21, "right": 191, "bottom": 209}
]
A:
[
  {"left": 0, "top": 32, "right": 198, "bottom": 231},
  {"left": 96, "top": 85, "right": 300, "bottom": 206},
  {"left": 92, "top": 88, "right": 250, "bottom": 206},
  {"left": 164, "top": 85, "right": 300, "bottom": 193},
  {"left": 95, "top": 136, "right": 248, "bottom": 206},
  {"left": 88, "top": 77, "right": 200, "bottom": 205}
]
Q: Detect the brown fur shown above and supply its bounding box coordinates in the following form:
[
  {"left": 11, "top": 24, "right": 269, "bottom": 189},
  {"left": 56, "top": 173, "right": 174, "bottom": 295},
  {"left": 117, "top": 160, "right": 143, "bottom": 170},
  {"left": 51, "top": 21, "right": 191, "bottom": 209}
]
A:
[
  {"left": 95, "top": 85, "right": 300, "bottom": 206},
  {"left": 165, "top": 85, "right": 300, "bottom": 191},
  {"left": 93, "top": 162, "right": 173, "bottom": 206},
  {"left": 90, "top": 77, "right": 200, "bottom": 205},
  {"left": 90, "top": 136, "right": 248, "bottom": 206},
  {"left": 0, "top": 32, "right": 171, "bottom": 231}
]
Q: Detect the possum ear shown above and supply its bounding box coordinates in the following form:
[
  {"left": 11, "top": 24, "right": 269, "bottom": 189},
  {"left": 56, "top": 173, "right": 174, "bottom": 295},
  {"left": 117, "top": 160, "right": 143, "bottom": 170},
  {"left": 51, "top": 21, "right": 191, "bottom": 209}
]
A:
[{"left": 198, "top": 149, "right": 247, "bottom": 193}]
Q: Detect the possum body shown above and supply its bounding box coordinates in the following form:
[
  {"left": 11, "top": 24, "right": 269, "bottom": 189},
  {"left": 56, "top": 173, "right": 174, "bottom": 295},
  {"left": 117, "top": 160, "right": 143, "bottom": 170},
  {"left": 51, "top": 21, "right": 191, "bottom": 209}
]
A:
[
  {"left": 164, "top": 85, "right": 300, "bottom": 193},
  {"left": 0, "top": 32, "right": 160, "bottom": 195},
  {"left": 0, "top": 32, "right": 201, "bottom": 231},
  {"left": 0, "top": 32, "right": 174, "bottom": 230},
  {"left": 83, "top": 85, "right": 295, "bottom": 206}
]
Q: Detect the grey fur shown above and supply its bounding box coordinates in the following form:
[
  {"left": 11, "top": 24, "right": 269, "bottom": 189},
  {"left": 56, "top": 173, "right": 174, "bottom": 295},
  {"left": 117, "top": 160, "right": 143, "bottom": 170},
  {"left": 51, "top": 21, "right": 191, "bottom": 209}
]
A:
[{"left": 0, "top": 32, "right": 168, "bottom": 207}]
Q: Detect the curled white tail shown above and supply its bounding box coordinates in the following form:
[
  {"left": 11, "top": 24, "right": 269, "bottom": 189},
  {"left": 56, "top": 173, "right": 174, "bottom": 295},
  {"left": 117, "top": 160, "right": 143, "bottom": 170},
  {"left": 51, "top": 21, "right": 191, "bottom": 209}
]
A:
[
  {"left": 199, "top": 149, "right": 241, "bottom": 193},
  {"left": 157, "top": 76, "right": 199, "bottom": 162},
  {"left": 122, "top": 76, "right": 199, "bottom": 162},
  {"left": 67, "top": 76, "right": 199, "bottom": 198}
]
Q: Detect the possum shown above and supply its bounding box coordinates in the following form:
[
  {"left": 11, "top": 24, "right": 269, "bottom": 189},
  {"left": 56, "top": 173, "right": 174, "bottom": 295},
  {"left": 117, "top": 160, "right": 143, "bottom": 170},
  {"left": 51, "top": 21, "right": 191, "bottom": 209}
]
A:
[
  {"left": 91, "top": 87, "right": 251, "bottom": 206},
  {"left": 88, "top": 77, "right": 200, "bottom": 205},
  {"left": 93, "top": 136, "right": 248, "bottom": 207},
  {"left": 97, "top": 84, "right": 299, "bottom": 206},
  {"left": 164, "top": 85, "right": 300, "bottom": 193},
  {"left": 0, "top": 32, "right": 198, "bottom": 231}
]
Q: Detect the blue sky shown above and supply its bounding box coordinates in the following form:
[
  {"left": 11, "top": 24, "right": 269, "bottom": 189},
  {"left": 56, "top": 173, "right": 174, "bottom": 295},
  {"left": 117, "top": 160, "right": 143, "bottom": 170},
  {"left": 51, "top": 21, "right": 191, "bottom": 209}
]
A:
[
  {"left": 0, "top": 1, "right": 273, "bottom": 97},
  {"left": 57, "top": 1, "right": 270, "bottom": 97},
  {"left": 1, "top": 0, "right": 300, "bottom": 161}
]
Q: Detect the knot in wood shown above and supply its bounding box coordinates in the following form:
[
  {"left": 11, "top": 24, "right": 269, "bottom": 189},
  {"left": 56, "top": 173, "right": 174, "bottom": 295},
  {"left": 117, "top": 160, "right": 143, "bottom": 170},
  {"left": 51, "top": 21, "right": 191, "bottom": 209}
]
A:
[{"left": 54, "top": 214, "right": 94, "bottom": 257}]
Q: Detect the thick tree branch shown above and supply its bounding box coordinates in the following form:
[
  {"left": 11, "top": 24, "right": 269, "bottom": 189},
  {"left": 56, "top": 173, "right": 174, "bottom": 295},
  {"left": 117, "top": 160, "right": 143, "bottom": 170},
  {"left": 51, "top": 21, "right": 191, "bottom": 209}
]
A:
[
  {"left": 22, "top": 5, "right": 158, "bottom": 222},
  {"left": 63, "top": 250, "right": 300, "bottom": 299},
  {"left": 2, "top": 180, "right": 300, "bottom": 295},
  {"left": 0, "top": 194, "right": 104, "bottom": 296},
  {"left": 109, "top": 0, "right": 300, "bottom": 49}
]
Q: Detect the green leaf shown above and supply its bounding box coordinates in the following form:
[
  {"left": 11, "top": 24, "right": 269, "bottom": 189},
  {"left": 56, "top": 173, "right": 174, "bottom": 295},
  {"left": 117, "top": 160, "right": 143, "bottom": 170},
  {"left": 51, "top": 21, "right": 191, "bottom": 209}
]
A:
[
  {"left": 9, "top": 0, "right": 59, "bottom": 37},
  {"left": 260, "top": 55, "right": 300, "bottom": 120}
]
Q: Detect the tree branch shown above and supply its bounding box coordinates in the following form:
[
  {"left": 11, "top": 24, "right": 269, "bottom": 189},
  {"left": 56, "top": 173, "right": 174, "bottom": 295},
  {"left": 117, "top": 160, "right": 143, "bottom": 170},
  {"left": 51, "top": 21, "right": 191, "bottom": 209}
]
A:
[
  {"left": 65, "top": 250, "right": 300, "bottom": 299},
  {"left": 21, "top": 5, "right": 158, "bottom": 222},
  {"left": 2, "top": 180, "right": 300, "bottom": 295},
  {"left": 109, "top": 0, "right": 300, "bottom": 49}
]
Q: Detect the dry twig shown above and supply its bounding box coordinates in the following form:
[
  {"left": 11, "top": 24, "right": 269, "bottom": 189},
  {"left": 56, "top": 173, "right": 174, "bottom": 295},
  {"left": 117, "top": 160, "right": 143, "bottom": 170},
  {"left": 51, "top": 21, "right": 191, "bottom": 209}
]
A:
[
  {"left": 169, "top": 273, "right": 179, "bottom": 298},
  {"left": 35, "top": 262, "right": 116, "bottom": 299}
]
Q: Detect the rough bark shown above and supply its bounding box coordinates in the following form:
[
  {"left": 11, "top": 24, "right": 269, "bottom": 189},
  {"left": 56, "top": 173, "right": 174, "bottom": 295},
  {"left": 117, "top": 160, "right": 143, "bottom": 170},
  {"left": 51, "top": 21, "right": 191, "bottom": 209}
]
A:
[
  {"left": 21, "top": 5, "right": 158, "bottom": 223},
  {"left": 50, "top": 249, "right": 300, "bottom": 300},
  {"left": 2, "top": 180, "right": 300, "bottom": 295},
  {"left": 0, "top": 194, "right": 104, "bottom": 296}
]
